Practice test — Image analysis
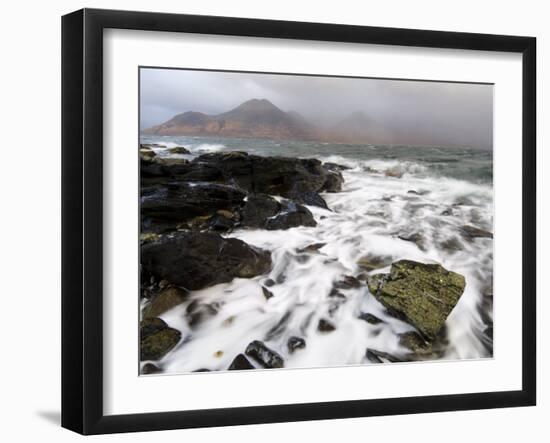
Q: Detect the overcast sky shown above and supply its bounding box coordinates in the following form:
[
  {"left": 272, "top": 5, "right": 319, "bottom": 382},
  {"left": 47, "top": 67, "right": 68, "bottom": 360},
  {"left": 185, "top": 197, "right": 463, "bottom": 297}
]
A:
[{"left": 140, "top": 68, "right": 493, "bottom": 149}]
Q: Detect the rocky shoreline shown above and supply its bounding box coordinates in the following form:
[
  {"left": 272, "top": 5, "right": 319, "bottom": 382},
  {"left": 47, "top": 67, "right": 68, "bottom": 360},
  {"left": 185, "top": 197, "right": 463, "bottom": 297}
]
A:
[{"left": 139, "top": 144, "right": 474, "bottom": 373}]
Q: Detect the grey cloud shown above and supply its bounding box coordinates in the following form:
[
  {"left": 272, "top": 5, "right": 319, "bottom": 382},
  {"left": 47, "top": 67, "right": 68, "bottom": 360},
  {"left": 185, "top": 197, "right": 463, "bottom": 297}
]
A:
[{"left": 140, "top": 68, "right": 493, "bottom": 149}]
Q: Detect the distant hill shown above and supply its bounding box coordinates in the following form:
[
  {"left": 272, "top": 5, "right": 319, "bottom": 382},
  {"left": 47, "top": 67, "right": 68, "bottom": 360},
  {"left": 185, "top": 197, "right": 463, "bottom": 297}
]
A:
[{"left": 143, "top": 99, "right": 319, "bottom": 141}]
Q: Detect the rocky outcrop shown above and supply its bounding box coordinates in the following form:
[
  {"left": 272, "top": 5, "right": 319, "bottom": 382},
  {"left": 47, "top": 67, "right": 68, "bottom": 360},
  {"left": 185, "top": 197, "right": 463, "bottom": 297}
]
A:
[
  {"left": 142, "top": 286, "right": 188, "bottom": 319},
  {"left": 140, "top": 318, "right": 181, "bottom": 361},
  {"left": 228, "top": 354, "right": 255, "bottom": 370},
  {"left": 190, "top": 152, "right": 341, "bottom": 207},
  {"left": 245, "top": 341, "right": 284, "bottom": 368},
  {"left": 367, "top": 260, "right": 466, "bottom": 340},
  {"left": 141, "top": 232, "right": 272, "bottom": 291},
  {"left": 459, "top": 225, "right": 493, "bottom": 240}
]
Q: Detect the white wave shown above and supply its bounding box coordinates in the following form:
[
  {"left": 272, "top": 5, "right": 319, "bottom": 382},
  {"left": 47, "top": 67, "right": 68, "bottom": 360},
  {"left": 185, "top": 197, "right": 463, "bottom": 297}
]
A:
[
  {"left": 192, "top": 143, "right": 227, "bottom": 153},
  {"left": 149, "top": 163, "right": 493, "bottom": 374}
]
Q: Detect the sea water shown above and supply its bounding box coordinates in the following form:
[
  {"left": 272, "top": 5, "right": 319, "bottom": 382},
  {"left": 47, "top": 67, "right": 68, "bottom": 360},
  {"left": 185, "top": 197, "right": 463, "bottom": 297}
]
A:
[{"left": 140, "top": 135, "right": 494, "bottom": 373}]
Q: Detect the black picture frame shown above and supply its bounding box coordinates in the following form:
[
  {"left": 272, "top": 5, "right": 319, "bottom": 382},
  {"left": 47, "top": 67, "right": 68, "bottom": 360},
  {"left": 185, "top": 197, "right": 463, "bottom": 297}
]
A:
[{"left": 61, "top": 8, "right": 537, "bottom": 435}]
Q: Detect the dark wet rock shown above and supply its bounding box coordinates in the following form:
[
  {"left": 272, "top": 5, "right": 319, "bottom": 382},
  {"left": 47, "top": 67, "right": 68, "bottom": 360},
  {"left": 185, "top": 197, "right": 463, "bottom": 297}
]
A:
[
  {"left": 241, "top": 194, "right": 280, "bottom": 228},
  {"left": 366, "top": 349, "right": 402, "bottom": 363},
  {"left": 324, "top": 162, "right": 351, "bottom": 172},
  {"left": 440, "top": 208, "right": 454, "bottom": 216},
  {"left": 186, "top": 300, "right": 220, "bottom": 327},
  {"left": 398, "top": 331, "right": 433, "bottom": 357},
  {"left": 141, "top": 363, "right": 162, "bottom": 375},
  {"left": 288, "top": 189, "right": 328, "bottom": 209},
  {"left": 245, "top": 341, "right": 284, "bottom": 368},
  {"left": 263, "top": 278, "right": 276, "bottom": 287},
  {"left": 407, "top": 189, "right": 429, "bottom": 196},
  {"left": 265, "top": 200, "right": 317, "bottom": 230},
  {"left": 357, "top": 255, "right": 392, "bottom": 272},
  {"left": 140, "top": 318, "right": 181, "bottom": 361},
  {"left": 191, "top": 152, "right": 339, "bottom": 208},
  {"left": 206, "top": 213, "right": 235, "bottom": 232},
  {"left": 228, "top": 354, "right": 255, "bottom": 370},
  {"left": 141, "top": 143, "right": 165, "bottom": 149},
  {"left": 358, "top": 312, "right": 384, "bottom": 325},
  {"left": 240, "top": 194, "right": 316, "bottom": 230},
  {"left": 141, "top": 182, "right": 246, "bottom": 231},
  {"left": 439, "top": 237, "right": 463, "bottom": 253},
  {"left": 318, "top": 318, "right": 336, "bottom": 333},
  {"left": 320, "top": 171, "right": 344, "bottom": 193},
  {"left": 143, "top": 286, "right": 188, "bottom": 319},
  {"left": 334, "top": 275, "right": 362, "bottom": 290},
  {"left": 453, "top": 196, "right": 475, "bottom": 206},
  {"left": 167, "top": 146, "right": 190, "bottom": 154},
  {"left": 193, "top": 368, "right": 211, "bottom": 372},
  {"left": 329, "top": 288, "right": 346, "bottom": 299},
  {"left": 262, "top": 286, "right": 274, "bottom": 300},
  {"left": 459, "top": 225, "right": 493, "bottom": 240},
  {"left": 287, "top": 336, "right": 306, "bottom": 353},
  {"left": 141, "top": 232, "right": 272, "bottom": 290},
  {"left": 140, "top": 148, "right": 157, "bottom": 162},
  {"left": 367, "top": 260, "right": 466, "bottom": 340},
  {"left": 397, "top": 232, "right": 426, "bottom": 251},
  {"left": 297, "top": 243, "right": 326, "bottom": 254}
]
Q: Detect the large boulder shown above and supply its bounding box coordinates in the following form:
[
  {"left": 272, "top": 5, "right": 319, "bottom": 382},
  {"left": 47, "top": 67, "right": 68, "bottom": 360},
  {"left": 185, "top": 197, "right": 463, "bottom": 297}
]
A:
[
  {"left": 142, "top": 286, "right": 188, "bottom": 318},
  {"left": 367, "top": 260, "right": 466, "bottom": 340},
  {"left": 141, "top": 182, "right": 246, "bottom": 231},
  {"left": 245, "top": 341, "right": 284, "bottom": 368},
  {"left": 190, "top": 152, "right": 341, "bottom": 208},
  {"left": 140, "top": 317, "right": 181, "bottom": 361},
  {"left": 141, "top": 232, "right": 272, "bottom": 290}
]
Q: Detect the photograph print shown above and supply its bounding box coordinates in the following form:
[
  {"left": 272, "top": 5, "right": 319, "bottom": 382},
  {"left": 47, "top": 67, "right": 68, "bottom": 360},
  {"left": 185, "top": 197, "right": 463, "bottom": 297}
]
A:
[{"left": 139, "top": 67, "right": 494, "bottom": 375}]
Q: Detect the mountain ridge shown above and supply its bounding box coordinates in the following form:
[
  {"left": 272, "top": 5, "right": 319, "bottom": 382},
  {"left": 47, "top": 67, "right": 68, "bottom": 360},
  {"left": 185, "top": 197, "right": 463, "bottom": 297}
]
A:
[{"left": 142, "top": 98, "right": 377, "bottom": 143}]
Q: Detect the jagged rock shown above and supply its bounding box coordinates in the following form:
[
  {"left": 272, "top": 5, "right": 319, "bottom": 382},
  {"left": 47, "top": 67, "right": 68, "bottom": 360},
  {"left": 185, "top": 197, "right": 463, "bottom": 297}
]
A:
[
  {"left": 186, "top": 300, "right": 220, "bottom": 327},
  {"left": 297, "top": 243, "right": 326, "bottom": 254},
  {"left": 140, "top": 318, "right": 181, "bottom": 361},
  {"left": 141, "top": 182, "right": 246, "bottom": 231},
  {"left": 245, "top": 341, "right": 284, "bottom": 368},
  {"left": 287, "top": 336, "right": 306, "bottom": 353},
  {"left": 459, "top": 225, "right": 493, "bottom": 240},
  {"left": 167, "top": 146, "right": 190, "bottom": 154},
  {"left": 141, "top": 232, "right": 272, "bottom": 290},
  {"left": 142, "top": 286, "right": 188, "bottom": 318},
  {"left": 228, "top": 354, "right": 255, "bottom": 370},
  {"left": 439, "top": 237, "right": 463, "bottom": 253},
  {"left": 366, "top": 349, "right": 402, "bottom": 363},
  {"left": 398, "top": 331, "right": 433, "bottom": 357},
  {"left": 357, "top": 255, "right": 392, "bottom": 272},
  {"left": 367, "top": 260, "right": 466, "bottom": 340},
  {"left": 334, "top": 275, "right": 362, "bottom": 290},
  {"left": 141, "top": 363, "right": 162, "bottom": 374},
  {"left": 318, "top": 318, "right": 336, "bottom": 333},
  {"left": 264, "top": 200, "right": 317, "bottom": 230},
  {"left": 262, "top": 286, "right": 274, "bottom": 300},
  {"left": 240, "top": 194, "right": 280, "bottom": 227},
  {"left": 191, "top": 152, "right": 337, "bottom": 208},
  {"left": 358, "top": 312, "right": 384, "bottom": 325},
  {"left": 397, "top": 232, "right": 426, "bottom": 251}
]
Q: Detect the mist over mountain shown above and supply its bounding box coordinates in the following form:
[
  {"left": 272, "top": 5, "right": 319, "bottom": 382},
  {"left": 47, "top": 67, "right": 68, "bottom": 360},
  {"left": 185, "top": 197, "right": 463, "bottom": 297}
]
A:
[{"left": 140, "top": 69, "right": 493, "bottom": 149}]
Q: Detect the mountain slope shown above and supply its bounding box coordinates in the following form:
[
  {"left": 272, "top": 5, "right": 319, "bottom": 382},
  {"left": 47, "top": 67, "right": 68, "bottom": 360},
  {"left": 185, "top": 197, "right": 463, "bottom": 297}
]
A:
[{"left": 143, "top": 99, "right": 319, "bottom": 140}]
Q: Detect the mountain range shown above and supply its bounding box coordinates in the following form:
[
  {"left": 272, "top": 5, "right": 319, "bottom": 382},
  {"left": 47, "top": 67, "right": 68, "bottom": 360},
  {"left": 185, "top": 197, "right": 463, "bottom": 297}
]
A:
[{"left": 142, "top": 98, "right": 384, "bottom": 144}]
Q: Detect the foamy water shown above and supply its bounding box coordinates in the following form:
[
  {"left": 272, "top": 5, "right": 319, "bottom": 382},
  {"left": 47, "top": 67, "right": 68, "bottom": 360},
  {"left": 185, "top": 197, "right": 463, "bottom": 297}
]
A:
[{"left": 141, "top": 136, "right": 493, "bottom": 373}]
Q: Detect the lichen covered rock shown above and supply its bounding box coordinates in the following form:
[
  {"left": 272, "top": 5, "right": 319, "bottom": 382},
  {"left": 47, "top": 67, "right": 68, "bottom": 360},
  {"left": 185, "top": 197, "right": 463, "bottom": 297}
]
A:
[
  {"left": 140, "top": 317, "right": 181, "bottom": 361},
  {"left": 367, "top": 260, "right": 466, "bottom": 339}
]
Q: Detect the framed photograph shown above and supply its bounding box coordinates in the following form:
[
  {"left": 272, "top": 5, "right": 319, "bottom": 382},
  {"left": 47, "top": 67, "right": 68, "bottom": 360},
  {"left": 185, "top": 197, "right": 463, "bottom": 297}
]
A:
[{"left": 61, "top": 8, "right": 536, "bottom": 435}]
